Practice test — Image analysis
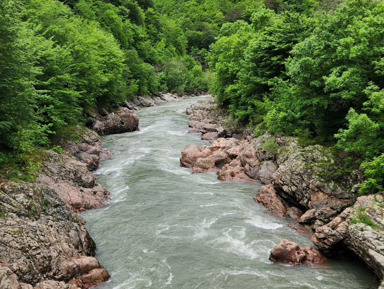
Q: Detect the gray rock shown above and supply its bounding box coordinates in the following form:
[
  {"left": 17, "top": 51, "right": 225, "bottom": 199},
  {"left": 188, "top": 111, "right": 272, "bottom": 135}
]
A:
[
  {"left": 92, "top": 107, "right": 139, "bottom": 135},
  {"left": 0, "top": 183, "right": 107, "bottom": 287},
  {"left": 259, "top": 161, "right": 278, "bottom": 185}
]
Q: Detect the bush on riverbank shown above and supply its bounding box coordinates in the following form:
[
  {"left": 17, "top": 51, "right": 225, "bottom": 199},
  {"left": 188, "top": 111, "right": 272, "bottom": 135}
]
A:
[{"left": 209, "top": 0, "right": 384, "bottom": 194}]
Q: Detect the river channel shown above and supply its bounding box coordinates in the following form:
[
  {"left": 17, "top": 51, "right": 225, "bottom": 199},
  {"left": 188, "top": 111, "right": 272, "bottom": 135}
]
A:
[{"left": 83, "top": 96, "right": 375, "bottom": 289}]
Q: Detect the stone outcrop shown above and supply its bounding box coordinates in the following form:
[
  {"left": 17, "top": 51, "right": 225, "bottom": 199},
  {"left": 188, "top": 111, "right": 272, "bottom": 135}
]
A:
[
  {"left": 92, "top": 107, "right": 139, "bottom": 135},
  {"left": 37, "top": 151, "right": 109, "bottom": 213},
  {"left": 0, "top": 183, "right": 109, "bottom": 288},
  {"left": 182, "top": 102, "right": 358, "bottom": 231},
  {"left": 274, "top": 144, "right": 356, "bottom": 225},
  {"left": 186, "top": 99, "right": 247, "bottom": 140},
  {"left": 269, "top": 240, "right": 326, "bottom": 266},
  {"left": 312, "top": 194, "right": 384, "bottom": 279},
  {"left": 254, "top": 184, "right": 303, "bottom": 219},
  {"left": 180, "top": 138, "right": 259, "bottom": 182},
  {"left": 60, "top": 127, "right": 113, "bottom": 171}
]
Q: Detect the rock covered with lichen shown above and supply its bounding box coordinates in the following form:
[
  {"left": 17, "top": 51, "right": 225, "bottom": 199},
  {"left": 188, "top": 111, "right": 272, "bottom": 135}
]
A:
[
  {"left": 312, "top": 194, "right": 384, "bottom": 279},
  {"left": 0, "top": 182, "right": 109, "bottom": 288}
]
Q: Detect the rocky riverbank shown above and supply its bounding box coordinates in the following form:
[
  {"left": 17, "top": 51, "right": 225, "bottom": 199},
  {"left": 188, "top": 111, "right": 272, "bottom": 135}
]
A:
[
  {"left": 181, "top": 98, "right": 384, "bottom": 286},
  {"left": 0, "top": 93, "right": 188, "bottom": 288},
  {"left": 0, "top": 128, "right": 114, "bottom": 289}
]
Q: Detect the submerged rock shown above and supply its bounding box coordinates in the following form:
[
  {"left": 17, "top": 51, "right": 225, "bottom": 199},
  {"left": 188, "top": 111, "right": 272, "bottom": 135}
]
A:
[{"left": 269, "top": 240, "right": 326, "bottom": 266}]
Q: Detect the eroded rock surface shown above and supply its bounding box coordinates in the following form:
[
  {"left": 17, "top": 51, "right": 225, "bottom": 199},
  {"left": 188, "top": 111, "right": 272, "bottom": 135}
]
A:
[
  {"left": 61, "top": 127, "right": 113, "bottom": 171},
  {"left": 37, "top": 151, "right": 109, "bottom": 213},
  {"left": 269, "top": 240, "right": 326, "bottom": 266},
  {"left": 313, "top": 194, "right": 384, "bottom": 279},
  {"left": 186, "top": 99, "right": 243, "bottom": 140},
  {"left": 92, "top": 107, "right": 139, "bottom": 135},
  {"left": 0, "top": 183, "right": 108, "bottom": 288}
]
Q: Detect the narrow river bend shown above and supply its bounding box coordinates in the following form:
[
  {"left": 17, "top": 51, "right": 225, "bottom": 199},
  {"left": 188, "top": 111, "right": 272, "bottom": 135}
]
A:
[{"left": 83, "top": 96, "right": 375, "bottom": 289}]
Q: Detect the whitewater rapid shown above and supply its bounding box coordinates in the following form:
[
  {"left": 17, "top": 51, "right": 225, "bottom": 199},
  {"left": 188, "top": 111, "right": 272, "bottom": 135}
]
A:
[{"left": 83, "top": 96, "right": 375, "bottom": 289}]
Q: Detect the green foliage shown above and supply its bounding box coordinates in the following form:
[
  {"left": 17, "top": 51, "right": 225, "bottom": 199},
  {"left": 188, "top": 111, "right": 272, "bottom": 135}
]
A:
[
  {"left": 359, "top": 154, "right": 384, "bottom": 195},
  {"left": 351, "top": 209, "right": 383, "bottom": 230},
  {"left": 1, "top": 0, "right": 213, "bottom": 175},
  {"left": 210, "top": 0, "right": 384, "bottom": 193},
  {"left": 260, "top": 137, "right": 279, "bottom": 156}
]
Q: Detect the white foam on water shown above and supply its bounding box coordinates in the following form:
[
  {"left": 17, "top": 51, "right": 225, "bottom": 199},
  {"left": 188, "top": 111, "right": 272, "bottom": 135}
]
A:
[
  {"left": 94, "top": 166, "right": 121, "bottom": 177},
  {"left": 110, "top": 185, "right": 129, "bottom": 203},
  {"left": 162, "top": 259, "right": 174, "bottom": 286},
  {"left": 156, "top": 225, "right": 170, "bottom": 235},
  {"left": 214, "top": 228, "right": 259, "bottom": 259},
  {"left": 113, "top": 274, "right": 153, "bottom": 289},
  {"left": 191, "top": 191, "right": 214, "bottom": 196},
  {"left": 193, "top": 217, "right": 219, "bottom": 239},
  {"left": 199, "top": 203, "right": 218, "bottom": 208},
  {"left": 158, "top": 165, "right": 190, "bottom": 176},
  {"left": 167, "top": 130, "right": 187, "bottom": 136},
  {"left": 245, "top": 218, "right": 283, "bottom": 230},
  {"left": 220, "top": 268, "right": 266, "bottom": 278}
]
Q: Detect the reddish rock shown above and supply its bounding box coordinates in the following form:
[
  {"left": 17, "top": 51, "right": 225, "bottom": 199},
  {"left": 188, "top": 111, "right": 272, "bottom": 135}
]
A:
[
  {"left": 180, "top": 145, "right": 209, "bottom": 168},
  {"left": 286, "top": 207, "right": 303, "bottom": 220},
  {"left": 254, "top": 185, "right": 289, "bottom": 218},
  {"left": 37, "top": 151, "right": 109, "bottom": 213},
  {"left": 99, "top": 148, "right": 114, "bottom": 162},
  {"left": 0, "top": 267, "right": 21, "bottom": 289},
  {"left": 240, "top": 143, "right": 260, "bottom": 179},
  {"left": 269, "top": 240, "right": 326, "bottom": 266},
  {"left": 202, "top": 132, "right": 219, "bottom": 140},
  {"left": 299, "top": 209, "right": 317, "bottom": 224},
  {"left": 218, "top": 159, "right": 257, "bottom": 183},
  {"left": 310, "top": 207, "right": 352, "bottom": 254},
  {"left": 92, "top": 107, "right": 139, "bottom": 135},
  {"left": 193, "top": 150, "right": 230, "bottom": 173},
  {"left": 75, "top": 268, "right": 110, "bottom": 289}
]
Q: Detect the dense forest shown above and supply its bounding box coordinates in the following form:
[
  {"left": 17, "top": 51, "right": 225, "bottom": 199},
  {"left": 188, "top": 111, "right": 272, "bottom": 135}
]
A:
[{"left": 0, "top": 0, "right": 383, "bottom": 194}]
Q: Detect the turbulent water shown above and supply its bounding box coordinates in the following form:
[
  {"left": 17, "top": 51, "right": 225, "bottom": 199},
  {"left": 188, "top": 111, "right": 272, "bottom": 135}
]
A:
[{"left": 83, "top": 96, "right": 376, "bottom": 289}]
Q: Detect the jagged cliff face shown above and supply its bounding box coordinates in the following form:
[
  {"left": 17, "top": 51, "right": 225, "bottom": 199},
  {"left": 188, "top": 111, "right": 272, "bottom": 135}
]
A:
[
  {"left": 0, "top": 182, "right": 109, "bottom": 288},
  {"left": 0, "top": 126, "right": 116, "bottom": 288},
  {"left": 313, "top": 195, "right": 384, "bottom": 279}
]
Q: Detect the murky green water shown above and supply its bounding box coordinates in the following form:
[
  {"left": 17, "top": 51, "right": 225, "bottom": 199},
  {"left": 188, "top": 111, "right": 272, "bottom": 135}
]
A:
[{"left": 83, "top": 96, "right": 376, "bottom": 289}]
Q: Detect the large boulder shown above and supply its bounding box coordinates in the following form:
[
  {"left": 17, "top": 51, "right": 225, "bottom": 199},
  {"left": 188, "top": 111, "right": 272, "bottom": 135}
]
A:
[
  {"left": 254, "top": 185, "right": 289, "bottom": 218},
  {"left": 269, "top": 240, "right": 326, "bottom": 266},
  {"left": 0, "top": 182, "right": 108, "bottom": 288},
  {"left": 273, "top": 143, "right": 356, "bottom": 217},
  {"left": 92, "top": 107, "right": 139, "bottom": 135}
]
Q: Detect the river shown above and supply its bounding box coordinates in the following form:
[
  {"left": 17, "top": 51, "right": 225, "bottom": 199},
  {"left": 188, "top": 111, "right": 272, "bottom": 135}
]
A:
[{"left": 83, "top": 96, "right": 376, "bottom": 289}]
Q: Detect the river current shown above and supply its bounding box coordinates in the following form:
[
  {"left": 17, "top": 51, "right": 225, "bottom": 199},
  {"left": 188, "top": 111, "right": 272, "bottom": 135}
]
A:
[{"left": 83, "top": 96, "right": 375, "bottom": 289}]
